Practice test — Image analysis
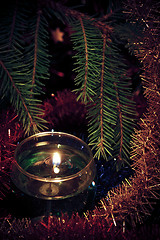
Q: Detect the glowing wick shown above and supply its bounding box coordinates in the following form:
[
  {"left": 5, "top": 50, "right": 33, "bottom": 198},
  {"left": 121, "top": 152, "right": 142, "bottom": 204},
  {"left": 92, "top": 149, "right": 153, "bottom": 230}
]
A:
[
  {"left": 54, "top": 166, "right": 60, "bottom": 174},
  {"left": 52, "top": 152, "right": 61, "bottom": 174}
]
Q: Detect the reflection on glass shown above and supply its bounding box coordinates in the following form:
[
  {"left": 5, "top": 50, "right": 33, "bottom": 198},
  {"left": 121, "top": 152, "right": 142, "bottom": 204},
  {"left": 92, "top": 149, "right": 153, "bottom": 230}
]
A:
[{"left": 11, "top": 132, "right": 96, "bottom": 200}]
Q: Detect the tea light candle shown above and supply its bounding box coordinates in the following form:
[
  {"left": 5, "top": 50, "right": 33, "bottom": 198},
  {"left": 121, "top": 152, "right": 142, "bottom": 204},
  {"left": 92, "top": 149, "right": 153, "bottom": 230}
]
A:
[
  {"left": 11, "top": 132, "right": 96, "bottom": 200},
  {"left": 38, "top": 152, "right": 61, "bottom": 196}
]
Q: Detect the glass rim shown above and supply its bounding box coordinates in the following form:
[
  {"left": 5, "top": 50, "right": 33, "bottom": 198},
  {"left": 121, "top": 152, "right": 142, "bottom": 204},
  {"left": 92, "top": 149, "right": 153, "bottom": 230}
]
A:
[{"left": 14, "top": 131, "right": 94, "bottom": 183}]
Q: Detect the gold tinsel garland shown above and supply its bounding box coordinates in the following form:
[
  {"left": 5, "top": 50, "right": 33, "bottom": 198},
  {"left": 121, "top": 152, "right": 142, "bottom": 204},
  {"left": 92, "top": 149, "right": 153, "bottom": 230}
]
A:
[
  {"left": 89, "top": 0, "right": 160, "bottom": 227},
  {"left": 0, "top": 0, "right": 160, "bottom": 237}
]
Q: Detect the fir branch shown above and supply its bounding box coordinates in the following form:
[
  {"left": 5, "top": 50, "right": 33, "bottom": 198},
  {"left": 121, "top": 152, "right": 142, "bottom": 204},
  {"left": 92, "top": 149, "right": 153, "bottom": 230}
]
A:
[
  {"left": 56, "top": 5, "right": 137, "bottom": 166},
  {"left": 87, "top": 39, "right": 117, "bottom": 159},
  {"left": 68, "top": 17, "right": 103, "bottom": 103},
  {"left": 52, "top": 2, "right": 113, "bottom": 34},
  {"left": 0, "top": 2, "right": 49, "bottom": 135},
  {"left": 31, "top": 10, "right": 41, "bottom": 91},
  {"left": 0, "top": 1, "right": 137, "bottom": 169},
  {"left": 99, "top": 33, "right": 107, "bottom": 156},
  {"left": 25, "top": 11, "right": 50, "bottom": 95},
  {"left": 9, "top": 0, "right": 18, "bottom": 47},
  {"left": 79, "top": 16, "right": 88, "bottom": 103},
  {"left": 0, "top": 60, "right": 38, "bottom": 133},
  {"left": 114, "top": 82, "right": 123, "bottom": 162}
]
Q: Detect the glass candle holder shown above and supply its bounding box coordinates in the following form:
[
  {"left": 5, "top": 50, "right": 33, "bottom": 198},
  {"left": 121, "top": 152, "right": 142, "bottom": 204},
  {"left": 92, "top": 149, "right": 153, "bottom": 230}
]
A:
[{"left": 11, "top": 132, "right": 96, "bottom": 201}]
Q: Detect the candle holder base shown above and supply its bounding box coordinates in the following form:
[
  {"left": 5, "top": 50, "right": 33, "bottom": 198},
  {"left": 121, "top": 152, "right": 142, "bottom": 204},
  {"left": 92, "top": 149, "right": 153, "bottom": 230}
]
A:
[
  {"left": 9, "top": 132, "right": 97, "bottom": 220},
  {"left": 7, "top": 179, "right": 97, "bottom": 220},
  {"left": 11, "top": 132, "right": 97, "bottom": 200}
]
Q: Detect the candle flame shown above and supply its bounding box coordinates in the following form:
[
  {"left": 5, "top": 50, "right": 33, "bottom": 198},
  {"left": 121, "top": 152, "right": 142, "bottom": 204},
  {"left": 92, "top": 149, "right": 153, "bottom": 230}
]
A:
[{"left": 52, "top": 152, "right": 61, "bottom": 165}]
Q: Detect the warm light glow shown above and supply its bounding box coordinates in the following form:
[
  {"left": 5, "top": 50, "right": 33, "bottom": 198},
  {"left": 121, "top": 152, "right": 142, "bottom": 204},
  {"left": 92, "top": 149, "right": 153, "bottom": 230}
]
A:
[
  {"left": 52, "top": 152, "right": 61, "bottom": 165},
  {"left": 35, "top": 141, "right": 49, "bottom": 147},
  {"left": 53, "top": 166, "right": 60, "bottom": 174}
]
